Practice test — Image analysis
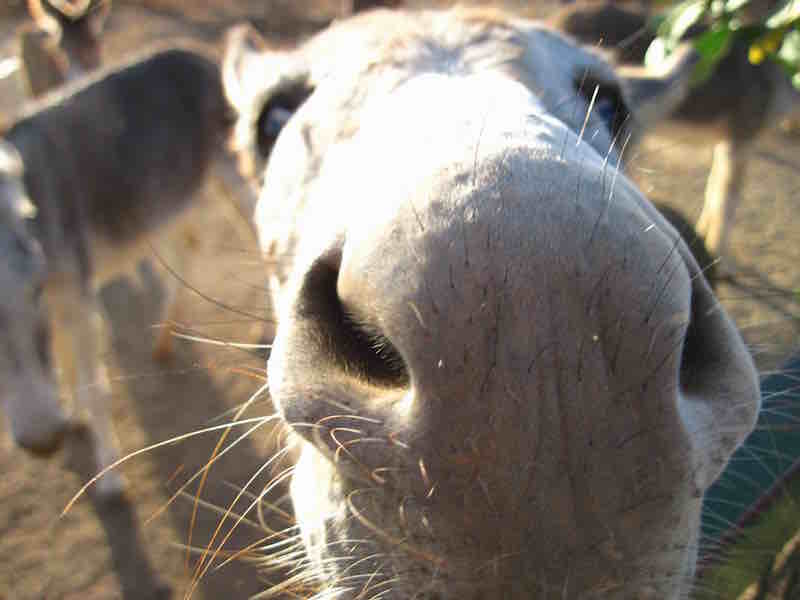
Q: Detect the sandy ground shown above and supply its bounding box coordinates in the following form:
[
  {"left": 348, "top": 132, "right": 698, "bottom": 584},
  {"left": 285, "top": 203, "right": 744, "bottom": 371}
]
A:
[{"left": 0, "top": 1, "right": 797, "bottom": 599}]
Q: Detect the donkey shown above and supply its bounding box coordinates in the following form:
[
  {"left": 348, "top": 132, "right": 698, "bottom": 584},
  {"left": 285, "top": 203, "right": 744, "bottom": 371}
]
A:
[
  {"left": 0, "top": 44, "right": 237, "bottom": 498},
  {"left": 549, "top": 0, "right": 800, "bottom": 262},
  {"left": 220, "top": 7, "right": 760, "bottom": 598},
  {"left": 16, "top": 0, "right": 261, "bottom": 363}
]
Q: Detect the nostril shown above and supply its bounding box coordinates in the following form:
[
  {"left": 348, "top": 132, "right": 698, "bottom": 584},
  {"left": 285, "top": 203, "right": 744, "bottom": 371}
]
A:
[
  {"left": 676, "top": 267, "right": 760, "bottom": 489},
  {"left": 678, "top": 292, "right": 707, "bottom": 396},
  {"left": 678, "top": 278, "right": 731, "bottom": 397},
  {"left": 294, "top": 251, "right": 409, "bottom": 388}
]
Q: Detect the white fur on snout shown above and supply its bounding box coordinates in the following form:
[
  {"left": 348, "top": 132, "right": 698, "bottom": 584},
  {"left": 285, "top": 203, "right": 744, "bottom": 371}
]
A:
[{"left": 290, "top": 441, "right": 345, "bottom": 584}]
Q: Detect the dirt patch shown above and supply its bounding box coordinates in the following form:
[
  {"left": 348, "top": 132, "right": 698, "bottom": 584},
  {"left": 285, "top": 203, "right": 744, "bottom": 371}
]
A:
[{"left": 0, "top": 2, "right": 797, "bottom": 599}]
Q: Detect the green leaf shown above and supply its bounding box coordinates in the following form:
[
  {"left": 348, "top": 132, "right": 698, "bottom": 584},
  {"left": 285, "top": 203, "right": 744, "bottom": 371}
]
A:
[
  {"left": 690, "top": 24, "right": 735, "bottom": 84},
  {"left": 645, "top": 0, "right": 800, "bottom": 90}
]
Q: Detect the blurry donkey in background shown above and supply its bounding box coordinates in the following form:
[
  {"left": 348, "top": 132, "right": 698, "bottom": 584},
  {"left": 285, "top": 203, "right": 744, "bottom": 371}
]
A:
[
  {"left": 19, "top": 0, "right": 111, "bottom": 98},
  {"left": 221, "top": 6, "right": 760, "bottom": 599},
  {"left": 16, "top": 0, "right": 259, "bottom": 362},
  {"left": 0, "top": 44, "right": 238, "bottom": 498}
]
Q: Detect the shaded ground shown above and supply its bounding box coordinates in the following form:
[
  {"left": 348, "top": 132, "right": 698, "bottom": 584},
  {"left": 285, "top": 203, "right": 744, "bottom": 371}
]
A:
[{"left": 0, "top": 1, "right": 798, "bottom": 599}]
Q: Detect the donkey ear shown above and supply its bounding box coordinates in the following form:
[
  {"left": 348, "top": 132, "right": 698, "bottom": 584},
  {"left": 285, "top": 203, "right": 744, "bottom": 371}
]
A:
[
  {"left": 617, "top": 42, "right": 699, "bottom": 128},
  {"left": 222, "top": 23, "right": 270, "bottom": 112}
]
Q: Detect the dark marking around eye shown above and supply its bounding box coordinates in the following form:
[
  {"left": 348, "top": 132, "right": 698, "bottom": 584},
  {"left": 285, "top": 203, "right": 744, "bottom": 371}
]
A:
[
  {"left": 260, "top": 106, "right": 293, "bottom": 139},
  {"left": 255, "top": 83, "right": 315, "bottom": 160},
  {"left": 595, "top": 96, "right": 618, "bottom": 129},
  {"left": 575, "top": 77, "right": 630, "bottom": 141}
]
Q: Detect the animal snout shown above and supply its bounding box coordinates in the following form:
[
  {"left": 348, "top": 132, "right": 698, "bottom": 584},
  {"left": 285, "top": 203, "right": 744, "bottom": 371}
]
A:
[{"left": 266, "top": 150, "right": 761, "bottom": 598}]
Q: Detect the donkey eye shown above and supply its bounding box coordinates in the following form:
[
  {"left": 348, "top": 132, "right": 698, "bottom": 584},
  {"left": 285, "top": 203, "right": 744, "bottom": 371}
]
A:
[
  {"left": 595, "top": 95, "right": 618, "bottom": 128},
  {"left": 575, "top": 77, "right": 630, "bottom": 140},
  {"left": 259, "top": 106, "right": 293, "bottom": 139},
  {"left": 255, "top": 82, "right": 315, "bottom": 159}
]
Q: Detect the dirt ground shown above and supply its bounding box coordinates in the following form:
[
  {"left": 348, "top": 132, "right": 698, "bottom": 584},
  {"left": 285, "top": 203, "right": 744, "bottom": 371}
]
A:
[{"left": 0, "top": 1, "right": 798, "bottom": 599}]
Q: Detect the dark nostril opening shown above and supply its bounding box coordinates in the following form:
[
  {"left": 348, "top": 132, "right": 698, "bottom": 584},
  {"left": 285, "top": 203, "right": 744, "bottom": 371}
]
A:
[
  {"left": 295, "top": 251, "right": 410, "bottom": 388},
  {"left": 679, "top": 285, "right": 704, "bottom": 394},
  {"left": 678, "top": 273, "right": 728, "bottom": 397},
  {"left": 671, "top": 239, "right": 760, "bottom": 490}
]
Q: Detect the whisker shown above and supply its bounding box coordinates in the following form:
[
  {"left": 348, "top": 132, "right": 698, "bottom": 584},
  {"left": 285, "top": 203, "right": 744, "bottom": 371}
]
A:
[
  {"left": 145, "top": 419, "right": 270, "bottom": 527},
  {"left": 170, "top": 330, "right": 271, "bottom": 351},
  {"left": 187, "top": 464, "right": 295, "bottom": 596},
  {"left": 62, "top": 415, "right": 276, "bottom": 515},
  {"left": 185, "top": 381, "right": 271, "bottom": 568},
  {"left": 176, "top": 490, "right": 263, "bottom": 532},
  {"left": 576, "top": 84, "right": 599, "bottom": 148}
]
